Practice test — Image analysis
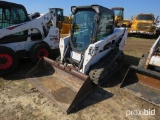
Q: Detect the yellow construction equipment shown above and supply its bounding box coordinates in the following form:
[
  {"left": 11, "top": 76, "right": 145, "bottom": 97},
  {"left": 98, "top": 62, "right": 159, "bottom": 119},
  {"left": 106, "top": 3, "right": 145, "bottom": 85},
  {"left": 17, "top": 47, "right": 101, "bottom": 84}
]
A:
[
  {"left": 111, "top": 7, "right": 124, "bottom": 27},
  {"left": 128, "top": 13, "right": 156, "bottom": 36},
  {"left": 122, "top": 19, "right": 132, "bottom": 27},
  {"left": 60, "top": 16, "right": 72, "bottom": 37}
]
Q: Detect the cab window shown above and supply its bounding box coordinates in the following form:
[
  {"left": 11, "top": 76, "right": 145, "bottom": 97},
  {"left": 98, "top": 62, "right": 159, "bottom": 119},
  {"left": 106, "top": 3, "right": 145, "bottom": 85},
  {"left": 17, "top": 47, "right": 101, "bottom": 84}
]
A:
[{"left": 96, "top": 12, "right": 114, "bottom": 41}]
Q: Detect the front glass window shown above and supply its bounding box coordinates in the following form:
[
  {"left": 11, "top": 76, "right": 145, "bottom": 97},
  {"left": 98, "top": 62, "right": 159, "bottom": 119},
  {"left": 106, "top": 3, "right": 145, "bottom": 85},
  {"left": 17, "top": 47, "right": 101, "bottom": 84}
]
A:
[
  {"left": 136, "top": 15, "right": 154, "bottom": 20},
  {"left": 96, "top": 12, "right": 114, "bottom": 41},
  {"left": 71, "top": 10, "right": 96, "bottom": 51},
  {"left": 113, "top": 10, "right": 122, "bottom": 17},
  {"left": 0, "top": 6, "right": 26, "bottom": 29},
  {"left": 0, "top": 8, "right": 11, "bottom": 28},
  {"left": 11, "top": 7, "right": 26, "bottom": 24}
]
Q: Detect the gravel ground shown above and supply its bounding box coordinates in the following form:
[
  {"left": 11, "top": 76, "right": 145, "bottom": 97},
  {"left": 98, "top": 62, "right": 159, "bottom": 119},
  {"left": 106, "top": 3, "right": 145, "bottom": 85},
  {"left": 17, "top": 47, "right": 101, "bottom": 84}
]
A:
[{"left": 0, "top": 37, "right": 159, "bottom": 120}]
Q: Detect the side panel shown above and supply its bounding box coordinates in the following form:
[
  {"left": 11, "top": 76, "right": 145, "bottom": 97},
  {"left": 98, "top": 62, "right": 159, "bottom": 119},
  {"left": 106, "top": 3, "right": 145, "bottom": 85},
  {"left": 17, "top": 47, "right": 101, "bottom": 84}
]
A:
[
  {"left": 59, "top": 36, "right": 70, "bottom": 61},
  {"left": 82, "top": 28, "right": 127, "bottom": 74},
  {"left": 0, "top": 12, "right": 52, "bottom": 39},
  {"left": 43, "top": 26, "right": 59, "bottom": 49},
  {"left": 149, "top": 56, "right": 160, "bottom": 67},
  {"left": 0, "top": 11, "right": 59, "bottom": 51}
]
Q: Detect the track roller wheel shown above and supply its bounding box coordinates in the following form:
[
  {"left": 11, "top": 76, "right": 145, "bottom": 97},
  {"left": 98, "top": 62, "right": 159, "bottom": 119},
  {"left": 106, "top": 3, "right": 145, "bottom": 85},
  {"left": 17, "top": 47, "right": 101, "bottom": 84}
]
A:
[
  {"left": 0, "top": 46, "right": 18, "bottom": 75},
  {"left": 89, "top": 51, "right": 124, "bottom": 85},
  {"left": 30, "top": 42, "right": 51, "bottom": 63}
]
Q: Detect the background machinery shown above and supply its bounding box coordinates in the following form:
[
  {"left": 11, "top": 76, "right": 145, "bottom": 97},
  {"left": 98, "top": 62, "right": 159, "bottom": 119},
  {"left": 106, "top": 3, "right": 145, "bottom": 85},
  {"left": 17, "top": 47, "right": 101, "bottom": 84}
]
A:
[
  {"left": 122, "top": 19, "right": 132, "bottom": 28},
  {"left": 121, "top": 36, "right": 160, "bottom": 107},
  {"left": 111, "top": 7, "right": 124, "bottom": 27},
  {"left": 128, "top": 13, "right": 156, "bottom": 36},
  {"left": 26, "top": 5, "right": 128, "bottom": 114},
  {"left": 154, "top": 17, "right": 160, "bottom": 36},
  {"left": 60, "top": 16, "right": 72, "bottom": 37},
  {"left": 0, "top": 1, "right": 66, "bottom": 75}
]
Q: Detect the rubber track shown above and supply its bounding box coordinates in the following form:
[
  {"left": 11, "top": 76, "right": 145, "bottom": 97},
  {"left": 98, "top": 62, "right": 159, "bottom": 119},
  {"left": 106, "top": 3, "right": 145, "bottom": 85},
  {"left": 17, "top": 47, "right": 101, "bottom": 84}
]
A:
[{"left": 89, "top": 48, "right": 123, "bottom": 85}]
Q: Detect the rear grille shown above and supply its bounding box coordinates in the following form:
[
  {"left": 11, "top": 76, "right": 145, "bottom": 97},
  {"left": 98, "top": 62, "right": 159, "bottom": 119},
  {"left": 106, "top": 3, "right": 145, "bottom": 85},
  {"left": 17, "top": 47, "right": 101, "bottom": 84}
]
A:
[{"left": 137, "top": 23, "right": 151, "bottom": 31}]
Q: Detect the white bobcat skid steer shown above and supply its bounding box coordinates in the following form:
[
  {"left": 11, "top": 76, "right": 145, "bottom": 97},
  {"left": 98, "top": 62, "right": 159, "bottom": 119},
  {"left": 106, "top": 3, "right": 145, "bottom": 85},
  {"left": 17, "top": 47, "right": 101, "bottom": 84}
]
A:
[
  {"left": 0, "top": 1, "right": 64, "bottom": 75},
  {"left": 26, "top": 5, "right": 128, "bottom": 114}
]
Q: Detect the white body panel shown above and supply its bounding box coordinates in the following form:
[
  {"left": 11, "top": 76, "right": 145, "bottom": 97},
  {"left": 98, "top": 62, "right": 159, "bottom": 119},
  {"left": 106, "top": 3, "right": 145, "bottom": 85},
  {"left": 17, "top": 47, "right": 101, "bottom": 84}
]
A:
[
  {"left": 59, "top": 27, "right": 128, "bottom": 74},
  {"left": 149, "top": 56, "right": 160, "bottom": 67},
  {"left": 70, "top": 51, "right": 81, "bottom": 61},
  {"left": 145, "top": 36, "right": 160, "bottom": 68},
  {"left": 59, "top": 36, "right": 70, "bottom": 61},
  {"left": 155, "top": 22, "right": 160, "bottom": 31},
  {"left": 0, "top": 11, "right": 59, "bottom": 52},
  {"left": 82, "top": 28, "right": 127, "bottom": 74},
  {"left": 0, "top": 12, "right": 55, "bottom": 38}
]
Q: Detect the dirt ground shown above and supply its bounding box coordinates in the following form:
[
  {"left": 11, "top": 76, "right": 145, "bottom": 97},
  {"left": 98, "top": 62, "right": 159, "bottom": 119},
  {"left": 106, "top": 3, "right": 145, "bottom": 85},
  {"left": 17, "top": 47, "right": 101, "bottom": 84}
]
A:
[{"left": 0, "top": 36, "right": 160, "bottom": 120}]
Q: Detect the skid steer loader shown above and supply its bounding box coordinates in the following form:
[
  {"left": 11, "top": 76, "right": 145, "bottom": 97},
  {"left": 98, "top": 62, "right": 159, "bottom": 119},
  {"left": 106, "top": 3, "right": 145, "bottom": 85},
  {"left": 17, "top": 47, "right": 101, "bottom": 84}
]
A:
[
  {"left": 0, "top": 1, "right": 65, "bottom": 75},
  {"left": 111, "top": 7, "right": 124, "bottom": 27},
  {"left": 121, "top": 36, "right": 160, "bottom": 107},
  {"left": 26, "top": 5, "right": 128, "bottom": 114}
]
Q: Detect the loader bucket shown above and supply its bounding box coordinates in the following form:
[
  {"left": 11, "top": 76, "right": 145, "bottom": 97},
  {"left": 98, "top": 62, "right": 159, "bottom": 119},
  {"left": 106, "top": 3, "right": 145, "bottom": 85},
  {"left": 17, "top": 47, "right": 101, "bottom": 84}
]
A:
[
  {"left": 120, "top": 65, "right": 160, "bottom": 107},
  {"left": 26, "top": 57, "right": 96, "bottom": 114}
]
